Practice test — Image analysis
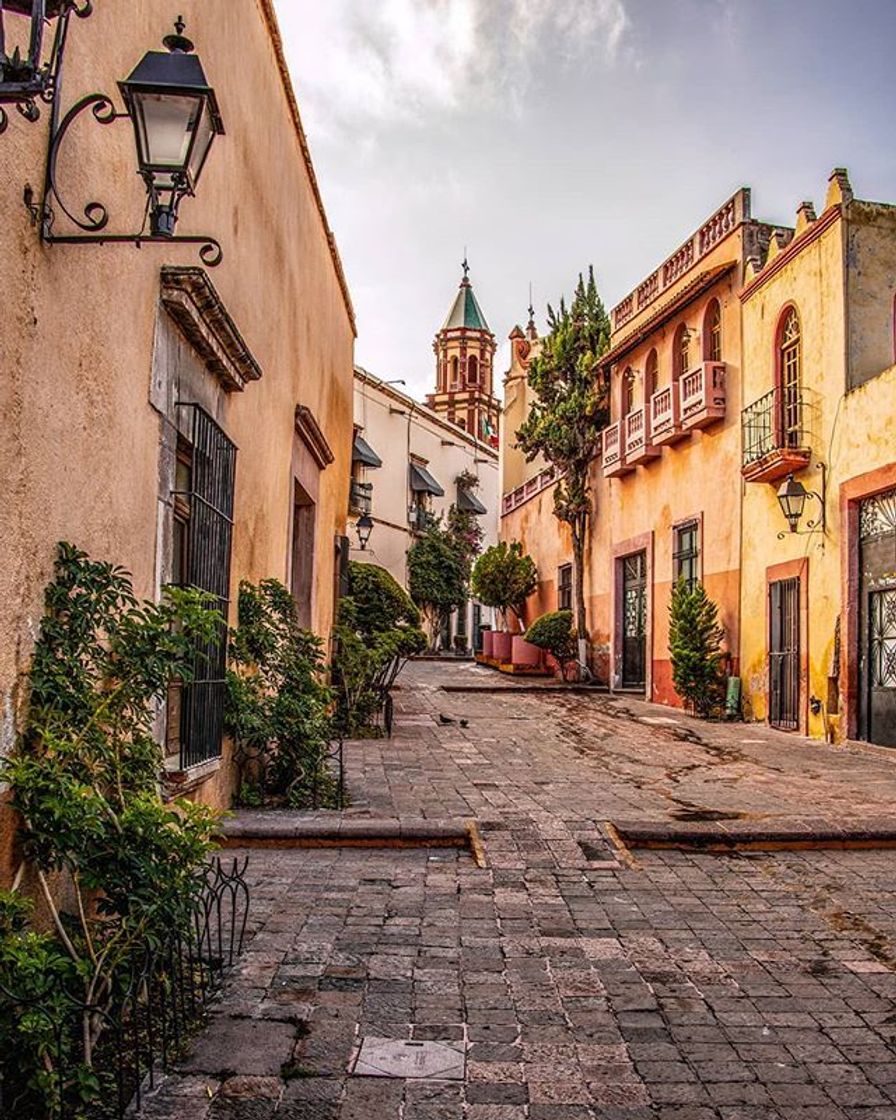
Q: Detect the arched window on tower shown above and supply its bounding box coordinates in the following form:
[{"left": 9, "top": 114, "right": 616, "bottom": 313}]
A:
[
  {"left": 777, "top": 306, "right": 802, "bottom": 448},
  {"left": 468, "top": 355, "right": 479, "bottom": 385},
  {"left": 450, "top": 355, "right": 459, "bottom": 388},
  {"left": 704, "top": 299, "right": 722, "bottom": 363},
  {"left": 645, "top": 349, "right": 658, "bottom": 401},
  {"left": 673, "top": 323, "right": 690, "bottom": 381}
]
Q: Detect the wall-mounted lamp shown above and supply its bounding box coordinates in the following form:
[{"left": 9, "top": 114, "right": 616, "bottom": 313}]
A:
[
  {"left": 776, "top": 465, "right": 826, "bottom": 539},
  {"left": 0, "top": 0, "right": 92, "bottom": 133},
  {"left": 22, "top": 16, "right": 225, "bottom": 265},
  {"left": 355, "top": 513, "right": 374, "bottom": 550}
]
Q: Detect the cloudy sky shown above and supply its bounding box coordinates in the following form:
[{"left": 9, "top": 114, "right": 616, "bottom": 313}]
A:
[{"left": 273, "top": 0, "right": 896, "bottom": 400}]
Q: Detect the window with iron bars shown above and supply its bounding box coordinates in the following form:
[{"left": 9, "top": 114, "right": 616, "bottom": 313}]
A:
[
  {"left": 168, "top": 403, "right": 237, "bottom": 769},
  {"left": 673, "top": 520, "right": 700, "bottom": 590},
  {"left": 558, "top": 563, "right": 573, "bottom": 611}
]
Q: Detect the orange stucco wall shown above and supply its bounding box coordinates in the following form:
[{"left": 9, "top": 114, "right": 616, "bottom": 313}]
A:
[{"left": 0, "top": 0, "right": 355, "bottom": 876}]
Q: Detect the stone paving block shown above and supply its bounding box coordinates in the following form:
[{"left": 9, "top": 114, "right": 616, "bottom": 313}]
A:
[
  {"left": 144, "top": 663, "right": 896, "bottom": 1119},
  {"left": 180, "top": 1016, "right": 298, "bottom": 1077}
]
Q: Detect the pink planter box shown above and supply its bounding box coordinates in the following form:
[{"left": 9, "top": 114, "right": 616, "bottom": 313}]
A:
[
  {"left": 491, "top": 631, "right": 512, "bottom": 663},
  {"left": 481, "top": 630, "right": 494, "bottom": 658},
  {"left": 511, "top": 636, "right": 542, "bottom": 668}
]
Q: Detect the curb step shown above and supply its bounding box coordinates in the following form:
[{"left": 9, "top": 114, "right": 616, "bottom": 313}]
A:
[
  {"left": 615, "top": 817, "right": 896, "bottom": 851},
  {"left": 217, "top": 813, "right": 473, "bottom": 851}
]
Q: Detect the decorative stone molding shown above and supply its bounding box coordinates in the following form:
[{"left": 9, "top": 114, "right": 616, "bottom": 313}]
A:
[
  {"left": 160, "top": 267, "right": 262, "bottom": 393},
  {"left": 295, "top": 405, "right": 335, "bottom": 469},
  {"left": 611, "top": 189, "right": 751, "bottom": 330}
]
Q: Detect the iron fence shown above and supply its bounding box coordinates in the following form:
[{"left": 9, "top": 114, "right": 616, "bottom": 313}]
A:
[
  {"left": 0, "top": 857, "right": 250, "bottom": 1120},
  {"left": 233, "top": 731, "right": 346, "bottom": 809}
]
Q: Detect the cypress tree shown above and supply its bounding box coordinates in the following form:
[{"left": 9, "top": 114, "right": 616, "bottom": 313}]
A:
[{"left": 668, "top": 578, "right": 727, "bottom": 716}]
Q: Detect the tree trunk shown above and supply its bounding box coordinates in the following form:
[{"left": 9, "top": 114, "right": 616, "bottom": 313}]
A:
[{"left": 571, "top": 516, "right": 588, "bottom": 640}]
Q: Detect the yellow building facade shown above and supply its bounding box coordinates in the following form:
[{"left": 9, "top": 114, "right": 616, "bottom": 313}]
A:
[
  {"left": 501, "top": 169, "right": 896, "bottom": 746},
  {"left": 739, "top": 170, "right": 896, "bottom": 746},
  {"left": 0, "top": 0, "right": 356, "bottom": 878}
]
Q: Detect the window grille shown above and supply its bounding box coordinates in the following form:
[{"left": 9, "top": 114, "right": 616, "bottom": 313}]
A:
[
  {"left": 779, "top": 308, "right": 801, "bottom": 448},
  {"left": 707, "top": 301, "right": 722, "bottom": 362},
  {"left": 673, "top": 521, "right": 700, "bottom": 589},
  {"left": 558, "top": 564, "right": 573, "bottom": 611},
  {"left": 676, "top": 326, "right": 690, "bottom": 378},
  {"left": 645, "top": 349, "right": 658, "bottom": 399},
  {"left": 172, "top": 403, "right": 236, "bottom": 769}
]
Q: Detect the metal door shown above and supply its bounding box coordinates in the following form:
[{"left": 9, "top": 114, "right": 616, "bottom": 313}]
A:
[
  {"left": 622, "top": 551, "right": 647, "bottom": 688},
  {"left": 859, "top": 489, "right": 896, "bottom": 746},
  {"left": 769, "top": 577, "right": 800, "bottom": 730}
]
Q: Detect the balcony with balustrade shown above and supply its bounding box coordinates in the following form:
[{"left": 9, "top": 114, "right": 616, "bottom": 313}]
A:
[
  {"left": 624, "top": 407, "right": 660, "bottom": 465},
  {"left": 680, "top": 362, "right": 727, "bottom": 430},
  {"left": 741, "top": 386, "right": 811, "bottom": 482},
  {"left": 602, "top": 421, "right": 634, "bottom": 478},
  {"left": 649, "top": 383, "right": 687, "bottom": 446}
]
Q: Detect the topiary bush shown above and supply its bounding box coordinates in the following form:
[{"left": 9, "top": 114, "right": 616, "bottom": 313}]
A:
[
  {"left": 525, "top": 610, "right": 577, "bottom": 677},
  {"left": 471, "top": 541, "right": 538, "bottom": 629}
]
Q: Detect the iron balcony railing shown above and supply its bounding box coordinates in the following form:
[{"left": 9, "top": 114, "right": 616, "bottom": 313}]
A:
[
  {"left": 742, "top": 385, "right": 807, "bottom": 468},
  {"left": 349, "top": 479, "right": 373, "bottom": 514}
]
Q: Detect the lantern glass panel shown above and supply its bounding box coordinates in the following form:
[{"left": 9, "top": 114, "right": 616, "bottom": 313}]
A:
[
  {"left": 134, "top": 91, "right": 204, "bottom": 170},
  {"left": 187, "top": 100, "right": 216, "bottom": 187}
]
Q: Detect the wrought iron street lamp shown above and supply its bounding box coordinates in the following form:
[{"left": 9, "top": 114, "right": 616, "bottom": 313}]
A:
[
  {"left": 356, "top": 514, "right": 374, "bottom": 551},
  {"left": 23, "top": 16, "right": 225, "bottom": 264},
  {"left": 118, "top": 18, "right": 224, "bottom": 237},
  {"left": 776, "top": 465, "right": 826, "bottom": 539},
  {"left": 0, "top": 0, "right": 90, "bottom": 132}
]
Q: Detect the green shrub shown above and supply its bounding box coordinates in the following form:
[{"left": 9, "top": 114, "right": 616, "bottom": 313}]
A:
[
  {"left": 525, "top": 610, "right": 577, "bottom": 675},
  {"left": 0, "top": 542, "right": 221, "bottom": 1116},
  {"left": 332, "top": 564, "right": 426, "bottom": 736},
  {"left": 668, "top": 578, "right": 727, "bottom": 717},
  {"left": 226, "top": 579, "right": 335, "bottom": 807}
]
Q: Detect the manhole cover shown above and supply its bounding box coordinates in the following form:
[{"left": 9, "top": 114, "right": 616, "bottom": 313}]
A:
[{"left": 351, "top": 1037, "right": 465, "bottom": 1079}]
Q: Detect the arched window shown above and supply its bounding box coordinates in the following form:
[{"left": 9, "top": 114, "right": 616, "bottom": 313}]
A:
[
  {"left": 645, "top": 349, "right": 658, "bottom": 400},
  {"left": 450, "top": 355, "right": 459, "bottom": 387},
  {"left": 674, "top": 324, "right": 690, "bottom": 381},
  {"left": 778, "top": 307, "right": 801, "bottom": 447},
  {"left": 704, "top": 299, "right": 722, "bottom": 362},
  {"left": 622, "top": 367, "right": 636, "bottom": 416},
  {"left": 468, "top": 355, "right": 479, "bottom": 384}
]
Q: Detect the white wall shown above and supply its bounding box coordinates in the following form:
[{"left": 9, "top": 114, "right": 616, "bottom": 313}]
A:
[{"left": 352, "top": 369, "right": 499, "bottom": 647}]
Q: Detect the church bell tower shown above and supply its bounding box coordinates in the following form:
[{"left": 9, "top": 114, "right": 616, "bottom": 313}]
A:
[{"left": 426, "top": 260, "right": 501, "bottom": 446}]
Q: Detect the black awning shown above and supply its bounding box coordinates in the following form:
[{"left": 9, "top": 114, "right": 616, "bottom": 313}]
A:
[
  {"left": 352, "top": 432, "right": 382, "bottom": 468},
  {"left": 409, "top": 462, "right": 444, "bottom": 496},
  {"left": 457, "top": 486, "right": 487, "bottom": 515}
]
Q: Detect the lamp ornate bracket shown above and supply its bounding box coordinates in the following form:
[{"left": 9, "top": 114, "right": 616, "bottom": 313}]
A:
[
  {"left": 776, "top": 462, "right": 827, "bottom": 542},
  {"left": 0, "top": 0, "right": 92, "bottom": 134},
  {"left": 23, "top": 90, "right": 223, "bottom": 266}
]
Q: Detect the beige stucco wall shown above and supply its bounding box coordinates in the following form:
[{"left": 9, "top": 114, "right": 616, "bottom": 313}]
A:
[
  {"left": 0, "top": 0, "right": 355, "bottom": 871},
  {"left": 352, "top": 371, "right": 499, "bottom": 637}
]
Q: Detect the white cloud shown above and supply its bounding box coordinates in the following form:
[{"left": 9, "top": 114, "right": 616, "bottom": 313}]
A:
[{"left": 275, "top": 0, "right": 630, "bottom": 137}]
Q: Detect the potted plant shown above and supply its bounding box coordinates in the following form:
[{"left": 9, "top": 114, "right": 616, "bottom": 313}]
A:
[{"left": 471, "top": 542, "right": 538, "bottom": 664}]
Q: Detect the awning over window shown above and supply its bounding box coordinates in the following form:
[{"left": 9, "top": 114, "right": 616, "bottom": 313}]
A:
[
  {"left": 352, "top": 432, "right": 382, "bottom": 468},
  {"left": 457, "top": 486, "right": 487, "bottom": 515},
  {"left": 409, "top": 462, "right": 444, "bottom": 496}
]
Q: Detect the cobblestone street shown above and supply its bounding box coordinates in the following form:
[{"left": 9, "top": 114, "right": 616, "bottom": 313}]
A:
[{"left": 145, "top": 662, "right": 896, "bottom": 1119}]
